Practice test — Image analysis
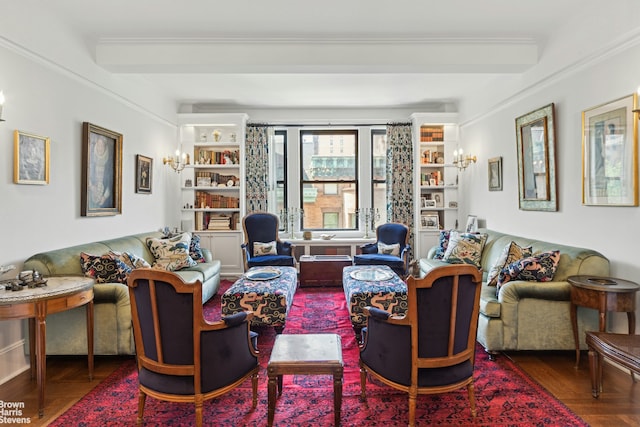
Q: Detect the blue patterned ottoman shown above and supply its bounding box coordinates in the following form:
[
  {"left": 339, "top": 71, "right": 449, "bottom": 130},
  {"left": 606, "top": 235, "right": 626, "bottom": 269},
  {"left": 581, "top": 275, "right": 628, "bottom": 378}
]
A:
[
  {"left": 222, "top": 266, "right": 298, "bottom": 333},
  {"left": 342, "top": 265, "right": 408, "bottom": 342}
]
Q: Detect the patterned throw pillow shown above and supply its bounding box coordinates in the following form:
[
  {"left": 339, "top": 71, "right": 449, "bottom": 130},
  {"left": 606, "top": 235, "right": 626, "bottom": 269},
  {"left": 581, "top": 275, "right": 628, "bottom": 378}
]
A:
[
  {"left": 146, "top": 232, "right": 197, "bottom": 271},
  {"left": 108, "top": 251, "right": 151, "bottom": 270},
  {"left": 496, "top": 250, "right": 561, "bottom": 290},
  {"left": 189, "top": 234, "right": 206, "bottom": 263},
  {"left": 486, "top": 242, "right": 533, "bottom": 287},
  {"left": 442, "top": 231, "right": 487, "bottom": 268},
  {"left": 253, "top": 241, "right": 277, "bottom": 257},
  {"left": 433, "top": 230, "right": 451, "bottom": 259},
  {"left": 79, "top": 252, "right": 132, "bottom": 284},
  {"left": 378, "top": 242, "right": 400, "bottom": 256}
]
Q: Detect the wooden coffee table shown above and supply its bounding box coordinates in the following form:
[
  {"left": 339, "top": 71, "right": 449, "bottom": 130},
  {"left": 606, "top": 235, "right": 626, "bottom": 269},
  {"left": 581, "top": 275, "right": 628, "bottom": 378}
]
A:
[
  {"left": 299, "top": 255, "right": 352, "bottom": 287},
  {"left": 568, "top": 275, "right": 640, "bottom": 367},
  {"left": 267, "top": 333, "right": 343, "bottom": 426}
]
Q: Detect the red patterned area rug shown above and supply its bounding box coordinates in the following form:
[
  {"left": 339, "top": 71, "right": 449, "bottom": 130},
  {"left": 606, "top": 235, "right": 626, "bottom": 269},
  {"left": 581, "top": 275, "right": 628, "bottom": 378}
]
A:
[{"left": 51, "top": 280, "right": 587, "bottom": 426}]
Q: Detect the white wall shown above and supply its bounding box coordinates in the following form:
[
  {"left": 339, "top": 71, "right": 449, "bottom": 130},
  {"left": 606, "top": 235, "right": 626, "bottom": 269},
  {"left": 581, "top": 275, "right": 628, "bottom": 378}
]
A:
[
  {"left": 0, "top": 43, "right": 180, "bottom": 384},
  {"left": 458, "top": 33, "right": 640, "bottom": 334}
]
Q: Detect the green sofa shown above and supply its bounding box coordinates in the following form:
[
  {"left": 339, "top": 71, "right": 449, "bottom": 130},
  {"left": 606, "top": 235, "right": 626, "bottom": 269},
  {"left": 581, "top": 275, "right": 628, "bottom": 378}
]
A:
[
  {"left": 23, "top": 231, "right": 221, "bottom": 355},
  {"left": 420, "top": 228, "right": 609, "bottom": 357}
]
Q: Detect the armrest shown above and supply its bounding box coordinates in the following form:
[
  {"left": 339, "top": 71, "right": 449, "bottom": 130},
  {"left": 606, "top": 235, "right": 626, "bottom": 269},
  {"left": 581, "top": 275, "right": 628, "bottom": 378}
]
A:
[
  {"left": 498, "top": 280, "right": 571, "bottom": 304},
  {"left": 360, "top": 242, "right": 378, "bottom": 254},
  {"left": 278, "top": 241, "right": 294, "bottom": 256},
  {"left": 202, "top": 248, "right": 213, "bottom": 263}
]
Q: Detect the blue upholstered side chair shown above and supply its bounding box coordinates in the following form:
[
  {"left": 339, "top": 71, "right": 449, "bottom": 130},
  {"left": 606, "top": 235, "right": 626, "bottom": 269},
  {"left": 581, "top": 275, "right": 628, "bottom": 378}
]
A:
[
  {"left": 359, "top": 264, "right": 483, "bottom": 426},
  {"left": 241, "top": 212, "right": 295, "bottom": 272},
  {"left": 353, "top": 222, "right": 411, "bottom": 278},
  {"left": 127, "top": 269, "right": 259, "bottom": 427}
]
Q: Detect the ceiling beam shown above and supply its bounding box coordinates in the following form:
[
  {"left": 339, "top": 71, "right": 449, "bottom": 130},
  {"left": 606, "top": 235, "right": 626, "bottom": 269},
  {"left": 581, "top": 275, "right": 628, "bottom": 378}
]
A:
[{"left": 96, "top": 37, "right": 538, "bottom": 74}]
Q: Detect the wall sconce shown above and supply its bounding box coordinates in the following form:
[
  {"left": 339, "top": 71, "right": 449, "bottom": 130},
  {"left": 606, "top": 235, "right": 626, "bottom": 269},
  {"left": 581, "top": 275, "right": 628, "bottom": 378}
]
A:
[
  {"left": 452, "top": 148, "right": 476, "bottom": 171},
  {"left": 0, "top": 91, "right": 5, "bottom": 122},
  {"left": 163, "top": 149, "right": 188, "bottom": 173}
]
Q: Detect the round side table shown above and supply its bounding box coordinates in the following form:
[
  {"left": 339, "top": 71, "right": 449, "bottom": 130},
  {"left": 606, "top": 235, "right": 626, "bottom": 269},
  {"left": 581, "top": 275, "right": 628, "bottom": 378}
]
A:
[
  {"left": 0, "top": 276, "right": 94, "bottom": 417},
  {"left": 568, "top": 275, "right": 640, "bottom": 367}
]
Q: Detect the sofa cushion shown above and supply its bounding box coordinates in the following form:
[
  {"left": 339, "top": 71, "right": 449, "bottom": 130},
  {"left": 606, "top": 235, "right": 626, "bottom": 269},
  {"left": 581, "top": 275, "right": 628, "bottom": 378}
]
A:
[
  {"left": 442, "top": 231, "right": 487, "bottom": 268},
  {"left": 108, "top": 250, "right": 151, "bottom": 270},
  {"left": 80, "top": 252, "right": 131, "bottom": 284},
  {"left": 486, "top": 241, "right": 533, "bottom": 287},
  {"left": 189, "top": 234, "right": 206, "bottom": 263},
  {"left": 253, "top": 241, "right": 277, "bottom": 257},
  {"left": 433, "top": 230, "right": 451, "bottom": 260},
  {"left": 378, "top": 242, "right": 400, "bottom": 256},
  {"left": 146, "top": 233, "right": 197, "bottom": 271},
  {"left": 497, "top": 250, "right": 561, "bottom": 289}
]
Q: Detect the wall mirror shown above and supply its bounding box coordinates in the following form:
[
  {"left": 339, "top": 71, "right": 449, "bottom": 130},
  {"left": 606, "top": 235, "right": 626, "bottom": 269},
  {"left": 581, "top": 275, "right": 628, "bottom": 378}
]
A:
[{"left": 515, "top": 103, "right": 558, "bottom": 211}]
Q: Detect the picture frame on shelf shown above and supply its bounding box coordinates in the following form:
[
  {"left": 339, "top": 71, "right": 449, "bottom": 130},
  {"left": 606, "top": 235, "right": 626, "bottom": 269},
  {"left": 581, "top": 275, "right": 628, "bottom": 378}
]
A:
[
  {"left": 13, "top": 130, "right": 50, "bottom": 185},
  {"left": 433, "top": 193, "right": 443, "bottom": 207},
  {"left": 448, "top": 201, "right": 458, "bottom": 208},
  {"left": 515, "top": 103, "right": 558, "bottom": 211},
  {"left": 422, "top": 214, "right": 440, "bottom": 230},
  {"left": 423, "top": 199, "right": 436, "bottom": 208},
  {"left": 135, "top": 154, "right": 152, "bottom": 194},
  {"left": 582, "top": 93, "right": 638, "bottom": 206},
  {"left": 465, "top": 215, "right": 478, "bottom": 233},
  {"left": 488, "top": 156, "right": 503, "bottom": 191},
  {"left": 81, "top": 122, "right": 122, "bottom": 217}
]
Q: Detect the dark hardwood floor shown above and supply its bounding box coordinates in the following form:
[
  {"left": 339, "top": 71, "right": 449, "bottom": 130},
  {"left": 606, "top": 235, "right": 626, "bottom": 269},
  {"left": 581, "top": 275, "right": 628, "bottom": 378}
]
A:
[{"left": 1, "top": 350, "right": 639, "bottom": 426}]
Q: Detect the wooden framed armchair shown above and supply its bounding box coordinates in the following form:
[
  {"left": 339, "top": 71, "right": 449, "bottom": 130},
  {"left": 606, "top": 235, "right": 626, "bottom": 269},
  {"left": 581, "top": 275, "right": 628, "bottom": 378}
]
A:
[
  {"left": 241, "top": 212, "right": 295, "bottom": 271},
  {"left": 353, "top": 222, "right": 411, "bottom": 278},
  {"left": 359, "top": 264, "right": 483, "bottom": 426},
  {"left": 127, "top": 269, "right": 259, "bottom": 426}
]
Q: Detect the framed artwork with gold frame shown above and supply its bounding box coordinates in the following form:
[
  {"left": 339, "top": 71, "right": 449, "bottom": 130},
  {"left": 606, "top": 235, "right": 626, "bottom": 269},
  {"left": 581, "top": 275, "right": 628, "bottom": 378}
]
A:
[
  {"left": 81, "top": 122, "right": 123, "bottom": 216},
  {"left": 515, "top": 103, "right": 558, "bottom": 211},
  {"left": 13, "top": 130, "right": 50, "bottom": 185},
  {"left": 582, "top": 93, "right": 638, "bottom": 206}
]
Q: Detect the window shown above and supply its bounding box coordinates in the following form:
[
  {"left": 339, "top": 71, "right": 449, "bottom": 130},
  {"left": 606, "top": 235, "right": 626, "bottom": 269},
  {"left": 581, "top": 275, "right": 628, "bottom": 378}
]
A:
[
  {"left": 300, "top": 130, "right": 358, "bottom": 230},
  {"left": 371, "top": 129, "right": 388, "bottom": 225}
]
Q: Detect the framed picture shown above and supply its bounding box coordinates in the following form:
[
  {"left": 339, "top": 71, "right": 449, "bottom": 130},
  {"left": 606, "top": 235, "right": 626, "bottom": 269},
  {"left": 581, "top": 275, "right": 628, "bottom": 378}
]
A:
[
  {"left": 423, "top": 199, "right": 436, "bottom": 208},
  {"left": 136, "top": 154, "right": 153, "bottom": 194},
  {"left": 422, "top": 214, "right": 439, "bottom": 230},
  {"left": 13, "top": 130, "right": 50, "bottom": 185},
  {"left": 465, "top": 215, "right": 478, "bottom": 233},
  {"left": 433, "top": 193, "right": 443, "bottom": 207},
  {"left": 448, "top": 201, "right": 458, "bottom": 208},
  {"left": 515, "top": 103, "right": 558, "bottom": 211},
  {"left": 582, "top": 93, "right": 638, "bottom": 206},
  {"left": 488, "top": 156, "right": 503, "bottom": 191},
  {"left": 81, "top": 122, "right": 123, "bottom": 216}
]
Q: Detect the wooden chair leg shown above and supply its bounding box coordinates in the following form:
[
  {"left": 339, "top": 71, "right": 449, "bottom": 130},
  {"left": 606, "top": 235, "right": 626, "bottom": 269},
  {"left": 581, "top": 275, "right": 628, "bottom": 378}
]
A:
[
  {"left": 136, "top": 390, "right": 146, "bottom": 425},
  {"left": 251, "top": 372, "right": 258, "bottom": 409},
  {"left": 408, "top": 391, "right": 417, "bottom": 427},
  {"left": 195, "top": 396, "right": 203, "bottom": 427},
  {"left": 467, "top": 381, "right": 477, "bottom": 417},
  {"left": 359, "top": 366, "right": 368, "bottom": 405}
]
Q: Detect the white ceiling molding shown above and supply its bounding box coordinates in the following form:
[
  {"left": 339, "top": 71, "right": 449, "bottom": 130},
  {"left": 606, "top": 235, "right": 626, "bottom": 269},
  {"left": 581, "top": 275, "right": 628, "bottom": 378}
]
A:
[{"left": 96, "top": 37, "right": 538, "bottom": 74}]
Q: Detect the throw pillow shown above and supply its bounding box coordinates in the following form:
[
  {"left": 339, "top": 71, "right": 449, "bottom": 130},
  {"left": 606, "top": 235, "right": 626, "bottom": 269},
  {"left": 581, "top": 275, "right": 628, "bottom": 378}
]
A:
[
  {"left": 433, "top": 229, "right": 451, "bottom": 259},
  {"left": 496, "top": 250, "right": 561, "bottom": 290},
  {"left": 253, "top": 241, "right": 277, "bottom": 257},
  {"left": 189, "top": 234, "right": 206, "bottom": 263},
  {"left": 146, "top": 232, "right": 197, "bottom": 271},
  {"left": 108, "top": 251, "right": 151, "bottom": 270},
  {"left": 442, "top": 231, "right": 488, "bottom": 268},
  {"left": 486, "top": 241, "right": 533, "bottom": 287},
  {"left": 79, "top": 252, "right": 132, "bottom": 284},
  {"left": 378, "top": 242, "right": 400, "bottom": 256}
]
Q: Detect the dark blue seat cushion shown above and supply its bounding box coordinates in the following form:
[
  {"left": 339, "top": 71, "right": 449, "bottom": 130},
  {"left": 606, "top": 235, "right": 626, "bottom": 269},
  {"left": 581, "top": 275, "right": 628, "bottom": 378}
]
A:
[{"left": 247, "top": 254, "right": 295, "bottom": 268}]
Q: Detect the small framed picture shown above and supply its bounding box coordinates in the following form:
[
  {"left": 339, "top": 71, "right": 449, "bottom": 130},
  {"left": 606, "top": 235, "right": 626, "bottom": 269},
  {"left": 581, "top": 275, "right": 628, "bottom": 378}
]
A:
[
  {"left": 465, "top": 215, "right": 478, "bottom": 233},
  {"left": 488, "top": 156, "right": 503, "bottom": 191},
  {"left": 422, "top": 214, "right": 440, "bottom": 230},
  {"left": 13, "top": 130, "right": 50, "bottom": 185},
  {"left": 448, "top": 201, "right": 458, "bottom": 208},
  {"left": 423, "top": 199, "right": 436, "bottom": 208},
  {"left": 433, "top": 193, "right": 443, "bottom": 207},
  {"left": 136, "top": 155, "right": 152, "bottom": 194}
]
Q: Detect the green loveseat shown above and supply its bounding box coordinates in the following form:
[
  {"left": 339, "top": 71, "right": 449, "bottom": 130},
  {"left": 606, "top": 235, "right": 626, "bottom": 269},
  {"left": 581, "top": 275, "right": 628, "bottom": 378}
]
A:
[
  {"left": 23, "top": 231, "right": 221, "bottom": 355},
  {"left": 420, "top": 228, "right": 609, "bottom": 357}
]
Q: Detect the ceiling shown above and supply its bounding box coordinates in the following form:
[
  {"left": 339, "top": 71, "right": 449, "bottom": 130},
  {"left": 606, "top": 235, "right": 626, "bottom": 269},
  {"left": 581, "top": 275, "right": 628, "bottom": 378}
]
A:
[{"left": 36, "top": 0, "right": 600, "bottom": 109}]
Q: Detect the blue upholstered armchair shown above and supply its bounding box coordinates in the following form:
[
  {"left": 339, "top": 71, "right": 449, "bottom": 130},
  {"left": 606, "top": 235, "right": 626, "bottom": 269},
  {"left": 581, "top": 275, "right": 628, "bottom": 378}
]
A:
[
  {"left": 359, "top": 264, "right": 483, "bottom": 426},
  {"left": 353, "top": 222, "right": 411, "bottom": 278},
  {"left": 241, "top": 212, "right": 295, "bottom": 271}
]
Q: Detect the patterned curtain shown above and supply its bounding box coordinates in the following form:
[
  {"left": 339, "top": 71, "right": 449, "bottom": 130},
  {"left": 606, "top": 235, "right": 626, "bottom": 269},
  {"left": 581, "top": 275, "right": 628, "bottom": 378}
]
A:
[
  {"left": 386, "top": 123, "right": 414, "bottom": 253},
  {"left": 245, "top": 124, "right": 270, "bottom": 213}
]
